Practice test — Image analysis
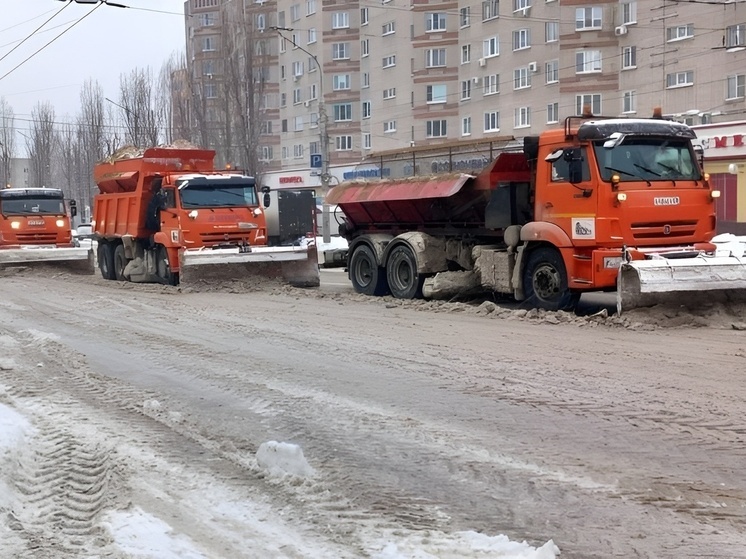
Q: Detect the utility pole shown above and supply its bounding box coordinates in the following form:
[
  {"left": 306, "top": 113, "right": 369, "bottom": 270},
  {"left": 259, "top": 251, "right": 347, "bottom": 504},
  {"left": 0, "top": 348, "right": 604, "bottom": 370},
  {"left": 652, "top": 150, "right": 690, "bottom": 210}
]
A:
[{"left": 271, "top": 27, "right": 332, "bottom": 243}]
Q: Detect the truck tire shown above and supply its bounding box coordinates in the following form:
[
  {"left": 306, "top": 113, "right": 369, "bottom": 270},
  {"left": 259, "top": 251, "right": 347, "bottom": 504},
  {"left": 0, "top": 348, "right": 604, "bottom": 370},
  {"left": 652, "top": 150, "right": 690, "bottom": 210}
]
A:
[
  {"left": 156, "top": 245, "right": 177, "bottom": 286},
  {"left": 522, "top": 247, "right": 579, "bottom": 312},
  {"left": 113, "top": 244, "right": 128, "bottom": 281},
  {"left": 98, "top": 243, "right": 116, "bottom": 280},
  {"left": 386, "top": 244, "right": 425, "bottom": 299},
  {"left": 349, "top": 244, "right": 388, "bottom": 296}
]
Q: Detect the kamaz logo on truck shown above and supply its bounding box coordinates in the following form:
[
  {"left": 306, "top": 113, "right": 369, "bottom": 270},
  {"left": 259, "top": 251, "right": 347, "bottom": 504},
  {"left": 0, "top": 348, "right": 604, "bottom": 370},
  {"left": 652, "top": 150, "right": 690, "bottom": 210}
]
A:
[
  {"left": 27, "top": 220, "right": 45, "bottom": 226},
  {"left": 654, "top": 197, "right": 680, "bottom": 206}
]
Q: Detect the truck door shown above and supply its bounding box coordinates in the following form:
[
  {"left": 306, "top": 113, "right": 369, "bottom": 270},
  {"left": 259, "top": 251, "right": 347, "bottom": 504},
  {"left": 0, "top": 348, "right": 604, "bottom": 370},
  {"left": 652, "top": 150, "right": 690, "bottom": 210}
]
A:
[{"left": 538, "top": 146, "right": 598, "bottom": 245}]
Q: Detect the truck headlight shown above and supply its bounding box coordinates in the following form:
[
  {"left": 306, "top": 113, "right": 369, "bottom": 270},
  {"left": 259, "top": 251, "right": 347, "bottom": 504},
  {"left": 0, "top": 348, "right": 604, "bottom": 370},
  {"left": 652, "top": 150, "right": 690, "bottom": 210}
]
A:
[
  {"left": 56, "top": 219, "right": 65, "bottom": 227},
  {"left": 10, "top": 221, "right": 20, "bottom": 229},
  {"left": 710, "top": 190, "right": 721, "bottom": 200}
]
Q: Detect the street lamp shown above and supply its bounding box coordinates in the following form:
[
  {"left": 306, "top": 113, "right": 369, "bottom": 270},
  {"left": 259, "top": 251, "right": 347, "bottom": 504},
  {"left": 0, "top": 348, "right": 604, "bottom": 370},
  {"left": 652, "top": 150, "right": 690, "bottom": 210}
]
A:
[{"left": 271, "top": 26, "right": 333, "bottom": 243}]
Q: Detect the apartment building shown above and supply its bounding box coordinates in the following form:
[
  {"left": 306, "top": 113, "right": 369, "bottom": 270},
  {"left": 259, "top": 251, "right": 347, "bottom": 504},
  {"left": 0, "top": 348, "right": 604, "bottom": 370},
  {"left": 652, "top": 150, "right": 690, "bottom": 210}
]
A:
[{"left": 184, "top": 0, "right": 746, "bottom": 180}]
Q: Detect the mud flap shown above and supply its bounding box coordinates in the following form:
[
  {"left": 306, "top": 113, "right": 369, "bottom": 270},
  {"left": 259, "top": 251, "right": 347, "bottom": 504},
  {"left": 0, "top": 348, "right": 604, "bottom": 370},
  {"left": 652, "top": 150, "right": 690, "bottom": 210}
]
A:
[
  {"left": 616, "top": 256, "right": 746, "bottom": 315},
  {"left": 0, "top": 247, "right": 95, "bottom": 275},
  {"left": 178, "top": 245, "right": 320, "bottom": 289}
]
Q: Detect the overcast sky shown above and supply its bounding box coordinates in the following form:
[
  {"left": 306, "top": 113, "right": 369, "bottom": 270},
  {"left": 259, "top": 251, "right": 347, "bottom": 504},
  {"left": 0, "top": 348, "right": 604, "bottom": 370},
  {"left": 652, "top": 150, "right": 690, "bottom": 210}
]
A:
[{"left": 0, "top": 0, "right": 185, "bottom": 133}]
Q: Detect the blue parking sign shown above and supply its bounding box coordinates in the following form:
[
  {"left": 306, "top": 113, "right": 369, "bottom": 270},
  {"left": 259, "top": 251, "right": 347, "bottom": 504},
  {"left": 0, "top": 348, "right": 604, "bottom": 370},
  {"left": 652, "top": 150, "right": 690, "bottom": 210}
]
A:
[{"left": 310, "top": 154, "right": 322, "bottom": 168}]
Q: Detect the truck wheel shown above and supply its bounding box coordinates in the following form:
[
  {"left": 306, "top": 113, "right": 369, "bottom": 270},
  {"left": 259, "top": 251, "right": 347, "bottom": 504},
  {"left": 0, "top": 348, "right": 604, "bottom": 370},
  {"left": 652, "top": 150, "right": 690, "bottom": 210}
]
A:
[
  {"left": 98, "top": 243, "right": 116, "bottom": 280},
  {"left": 350, "top": 244, "right": 388, "bottom": 296},
  {"left": 522, "top": 247, "right": 579, "bottom": 312},
  {"left": 156, "top": 245, "right": 177, "bottom": 286},
  {"left": 113, "top": 244, "right": 128, "bottom": 281},
  {"left": 386, "top": 244, "right": 424, "bottom": 299}
]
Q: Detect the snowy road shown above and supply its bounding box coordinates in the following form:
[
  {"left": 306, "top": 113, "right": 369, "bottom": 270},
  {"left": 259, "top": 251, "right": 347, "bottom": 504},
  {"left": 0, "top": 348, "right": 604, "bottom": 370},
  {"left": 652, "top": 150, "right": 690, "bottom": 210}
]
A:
[{"left": 1, "top": 272, "right": 746, "bottom": 558}]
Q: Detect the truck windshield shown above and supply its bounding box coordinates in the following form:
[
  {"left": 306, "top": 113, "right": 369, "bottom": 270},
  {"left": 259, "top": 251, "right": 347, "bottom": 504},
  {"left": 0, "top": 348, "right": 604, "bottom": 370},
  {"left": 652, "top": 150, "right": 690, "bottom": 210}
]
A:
[
  {"left": 178, "top": 179, "right": 258, "bottom": 208},
  {"left": 0, "top": 196, "right": 65, "bottom": 215},
  {"left": 593, "top": 138, "right": 700, "bottom": 182}
]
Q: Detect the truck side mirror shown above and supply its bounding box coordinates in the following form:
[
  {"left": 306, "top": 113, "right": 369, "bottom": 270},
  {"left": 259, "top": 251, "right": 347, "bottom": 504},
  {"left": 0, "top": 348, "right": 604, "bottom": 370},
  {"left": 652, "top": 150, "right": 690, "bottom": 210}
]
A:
[
  {"left": 261, "top": 186, "right": 271, "bottom": 208},
  {"left": 69, "top": 199, "right": 77, "bottom": 217}
]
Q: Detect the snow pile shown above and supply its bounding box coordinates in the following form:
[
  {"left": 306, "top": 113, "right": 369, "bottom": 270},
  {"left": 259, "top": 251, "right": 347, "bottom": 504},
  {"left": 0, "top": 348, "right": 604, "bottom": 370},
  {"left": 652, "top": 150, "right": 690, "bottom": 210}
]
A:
[{"left": 256, "top": 441, "right": 316, "bottom": 478}]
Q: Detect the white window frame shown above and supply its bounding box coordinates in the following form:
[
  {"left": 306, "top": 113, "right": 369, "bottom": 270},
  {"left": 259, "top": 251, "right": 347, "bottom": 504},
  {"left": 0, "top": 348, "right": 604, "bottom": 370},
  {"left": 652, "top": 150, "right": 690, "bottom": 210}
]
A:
[
  {"left": 545, "top": 21, "right": 559, "bottom": 43},
  {"left": 290, "top": 4, "right": 300, "bottom": 21},
  {"left": 575, "top": 7, "right": 602, "bottom": 31},
  {"left": 426, "top": 119, "right": 447, "bottom": 138},
  {"left": 362, "top": 72, "right": 370, "bottom": 88},
  {"left": 462, "top": 116, "right": 472, "bottom": 136},
  {"left": 363, "top": 133, "right": 372, "bottom": 149},
  {"left": 426, "top": 48, "right": 447, "bottom": 68},
  {"left": 361, "top": 39, "right": 370, "bottom": 57},
  {"left": 482, "top": 0, "right": 499, "bottom": 21},
  {"left": 362, "top": 100, "right": 371, "bottom": 118},
  {"left": 332, "top": 74, "right": 351, "bottom": 90},
  {"left": 545, "top": 60, "right": 559, "bottom": 84},
  {"left": 426, "top": 13, "right": 447, "bottom": 32},
  {"left": 426, "top": 84, "right": 447, "bottom": 104},
  {"left": 483, "top": 36, "right": 499, "bottom": 58},
  {"left": 382, "top": 21, "right": 395, "bottom": 36},
  {"left": 484, "top": 111, "right": 500, "bottom": 132},
  {"left": 665, "top": 70, "right": 694, "bottom": 89},
  {"left": 512, "top": 29, "right": 530, "bottom": 51},
  {"left": 623, "top": 90, "right": 636, "bottom": 113},
  {"left": 727, "top": 74, "right": 746, "bottom": 99},
  {"left": 293, "top": 88, "right": 302, "bottom": 105},
  {"left": 332, "top": 12, "right": 349, "bottom": 29},
  {"left": 575, "top": 94, "right": 601, "bottom": 115},
  {"left": 622, "top": 46, "right": 636, "bottom": 69},
  {"left": 461, "top": 80, "right": 471, "bottom": 101},
  {"left": 621, "top": 1, "right": 636, "bottom": 25},
  {"left": 360, "top": 7, "right": 369, "bottom": 25},
  {"left": 334, "top": 103, "right": 352, "bottom": 122},
  {"left": 514, "top": 106, "right": 531, "bottom": 128},
  {"left": 383, "top": 120, "right": 397, "bottom": 133},
  {"left": 307, "top": 28, "right": 317, "bottom": 44},
  {"left": 306, "top": 0, "right": 316, "bottom": 15},
  {"left": 513, "top": 67, "right": 531, "bottom": 89},
  {"left": 336, "top": 136, "right": 353, "bottom": 151},
  {"left": 260, "top": 146, "right": 273, "bottom": 161},
  {"left": 332, "top": 43, "right": 350, "bottom": 60},
  {"left": 547, "top": 102, "right": 559, "bottom": 124},
  {"left": 383, "top": 88, "right": 396, "bottom": 99},
  {"left": 382, "top": 55, "right": 396, "bottom": 68},
  {"left": 293, "top": 144, "right": 304, "bottom": 158},
  {"left": 483, "top": 74, "right": 499, "bottom": 95},
  {"left": 460, "top": 7, "right": 471, "bottom": 28},
  {"left": 666, "top": 24, "right": 694, "bottom": 42},
  {"left": 726, "top": 24, "right": 746, "bottom": 48},
  {"left": 575, "top": 50, "right": 602, "bottom": 74},
  {"left": 461, "top": 44, "right": 471, "bottom": 64}
]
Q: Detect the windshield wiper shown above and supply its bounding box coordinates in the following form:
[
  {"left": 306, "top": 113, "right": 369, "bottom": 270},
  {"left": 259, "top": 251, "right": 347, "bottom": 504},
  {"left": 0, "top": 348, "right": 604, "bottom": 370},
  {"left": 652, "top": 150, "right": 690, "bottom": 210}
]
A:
[
  {"left": 633, "top": 163, "right": 661, "bottom": 177},
  {"left": 605, "top": 166, "right": 651, "bottom": 187}
]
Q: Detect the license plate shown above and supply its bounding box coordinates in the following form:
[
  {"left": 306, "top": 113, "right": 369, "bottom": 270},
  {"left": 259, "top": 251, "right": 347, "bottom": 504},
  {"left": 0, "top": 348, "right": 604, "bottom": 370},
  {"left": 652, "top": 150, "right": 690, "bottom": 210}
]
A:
[
  {"left": 28, "top": 220, "right": 45, "bottom": 226},
  {"left": 238, "top": 245, "right": 252, "bottom": 253},
  {"left": 654, "top": 196, "right": 680, "bottom": 206}
]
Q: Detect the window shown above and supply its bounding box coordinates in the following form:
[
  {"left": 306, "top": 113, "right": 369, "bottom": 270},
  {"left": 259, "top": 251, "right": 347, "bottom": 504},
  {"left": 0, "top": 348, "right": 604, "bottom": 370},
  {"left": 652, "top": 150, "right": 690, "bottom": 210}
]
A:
[
  {"left": 514, "top": 67, "right": 531, "bottom": 89},
  {"left": 514, "top": 0, "right": 530, "bottom": 9},
  {"left": 362, "top": 100, "right": 371, "bottom": 118},
  {"left": 334, "top": 103, "right": 352, "bottom": 121},
  {"left": 462, "top": 116, "right": 472, "bottom": 136},
  {"left": 203, "top": 37, "right": 216, "bottom": 51},
  {"left": 260, "top": 120, "right": 273, "bottom": 135},
  {"left": 362, "top": 73, "right": 370, "bottom": 88},
  {"left": 512, "top": 29, "right": 530, "bottom": 50},
  {"left": 461, "top": 44, "right": 471, "bottom": 64},
  {"left": 290, "top": 4, "right": 300, "bottom": 21},
  {"left": 255, "top": 14, "right": 265, "bottom": 30},
  {"left": 281, "top": 119, "right": 288, "bottom": 133},
  {"left": 382, "top": 21, "right": 395, "bottom": 35},
  {"left": 484, "top": 111, "right": 500, "bottom": 132},
  {"left": 576, "top": 7, "right": 602, "bottom": 30},
  {"left": 426, "top": 49, "right": 446, "bottom": 67},
  {"left": 202, "top": 60, "right": 214, "bottom": 76},
  {"left": 383, "top": 55, "right": 396, "bottom": 68},
  {"left": 293, "top": 144, "right": 304, "bottom": 158},
  {"left": 383, "top": 88, "right": 396, "bottom": 99},
  {"left": 310, "top": 113, "right": 318, "bottom": 128},
  {"left": 201, "top": 12, "right": 216, "bottom": 26},
  {"left": 384, "top": 120, "right": 396, "bottom": 133},
  {"left": 514, "top": 107, "right": 530, "bottom": 128},
  {"left": 294, "top": 116, "right": 303, "bottom": 131},
  {"left": 622, "top": 46, "right": 636, "bottom": 69},
  {"left": 576, "top": 50, "right": 602, "bottom": 73},
  {"left": 461, "top": 80, "right": 471, "bottom": 100},
  {"left": 726, "top": 24, "right": 746, "bottom": 48},
  {"left": 194, "top": 0, "right": 218, "bottom": 7},
  {"left": 204, "top": 82, "right": 217, "bottom": 98},
  {"left": 281, "top": 146, "right": 288, "bottom": 159},
  {"left": 575, "top": 94, "right": 601, "bottom": 115},
  {"left": 336, "top": 136, "right": 353, "bottom": 151},
  {"left": 332, "top": 12, "right": 349, "bottom": 29},
  {"left": 426, "top": 84, "right": 447, "bottom": 103},
  {"left": 545, "top": 60, "right": 559, "bottom": 83},
  {"left": 482, "top": 0, "right": 499, "bottom": 20},
  {"left": 727, "top": 74, "right": 745, "bottom": 99},
  {"left": 308, "top": 57, "right": 318, "bottom": 72},
  {"left": 292, "top": 61, "right": 303, "bottom": 77},
  {"left": 293, "top": 88, "right": 302, "bottom": 104},
  {"left": 260, "top": 146, "right": 273, "bottom": 161},
  {"left": 426, "top": 120, "right": 447, "bottom": 137},
  {"left": 307, "top": 28, "right": 317, "bottom": 44},
  {"left": 547, "top": 102, "right": 559, "bottom": 124},
  {"left": 484, "top": 74, "right": 499, "bottom": 95},
  {"left": 332, "top": 43, "right": 349, "bottom": 59},
  {"left": 333, "top": 74, "right": 351, "bottom": 90},
  {"left": 426, "top": 13, "right": 447, "bottom": 32},
  {"left": 667, "top": 24, "right": 693, "bottom": 41},
  {"left": 309, "top": 83, "right": 317, "bottom": 99},
  {"left": 361, "top": 7, "right": 369, "bottom": 25},
  {"left": 545, "top": 21, "right": 559, "bottom": 42},
  {"left": 291, "top": 33, "right": 300, "bottom": 49},
  {"left": 363, "top": 133, "right": 372, "bottom": 149},
  {"left": 483, "top": 36, "right": 499, "bottom": 57},
  {"left": 361, "top": 39, "right": 369, "bottom": 57},
  {"left": 460, "top": 7, "right": 471, "bottom": 27},
  {"left": 623, "top": 90, "right": 636, "bottom": 113},
  {"left": 280, "top": 93, "right": 286, "bottom": 107},
  {"left": 621, "top": 1, "right": 636, "bottom": 24},
  {"left": 666, "top": 70, "right": 694, "bottom": 88},
  {"left": 306, "top": 0, "right": 316, "bottom": 15}
]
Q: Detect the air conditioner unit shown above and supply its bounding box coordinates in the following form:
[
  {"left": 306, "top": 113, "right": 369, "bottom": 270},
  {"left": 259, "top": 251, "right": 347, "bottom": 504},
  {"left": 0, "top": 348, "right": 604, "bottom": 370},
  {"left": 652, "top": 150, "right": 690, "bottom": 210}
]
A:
[
  {"left": 528, "top": 61, "right": 538, "bottom": 73},
  {"left": 478, "top": 57, "right": 486, "bottom": 67},
  {"left": 614, "top": 25, "right": 628, "bottom": 36},
  {"left": 472, "top": 76, "right": 481, "bottom": 84},
  {"left": 294, "top": 74, "right": 301, "bottom": 81},
  {"left": 304, "top": 100, "right": 311, "bottom": 108},
  {"left": 520, "top": 6, "right": 530, "bottom": 17}
]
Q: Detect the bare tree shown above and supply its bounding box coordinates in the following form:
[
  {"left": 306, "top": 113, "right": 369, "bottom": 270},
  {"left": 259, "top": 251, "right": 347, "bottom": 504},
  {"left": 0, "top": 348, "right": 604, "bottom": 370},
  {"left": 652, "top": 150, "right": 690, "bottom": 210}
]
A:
[
  {"left": 76, "top": 80, "right": 109, "bottom": 208},
  {"left": 27, "top": 102, "right": 56, "bottom": 188},
  {"left": 117, "top": 68, "right": 161, "bottom": 147},
  {"left": 0, "top": 98, "right": 15, "bottom": 188}
]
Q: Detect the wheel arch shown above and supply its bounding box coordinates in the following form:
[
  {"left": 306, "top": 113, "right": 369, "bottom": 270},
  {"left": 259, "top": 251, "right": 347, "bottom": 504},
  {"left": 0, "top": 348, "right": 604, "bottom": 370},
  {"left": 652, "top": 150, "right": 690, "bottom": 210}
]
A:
[
  {"left": 512, "top": 240, "right": 562, "bottom": 301},
  {"left": 348, "top": 233, "right": 394, "bottom": 268},
  {"left": 382, "top": 231, "right": 448, "bottom": 274}
]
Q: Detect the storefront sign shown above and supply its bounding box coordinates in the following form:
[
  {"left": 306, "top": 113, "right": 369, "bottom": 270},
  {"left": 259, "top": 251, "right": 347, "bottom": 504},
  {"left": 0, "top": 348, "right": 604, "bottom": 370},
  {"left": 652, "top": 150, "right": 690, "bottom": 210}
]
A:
[{"left": 279, "top": 176, "right": 304, "bottom": 184}]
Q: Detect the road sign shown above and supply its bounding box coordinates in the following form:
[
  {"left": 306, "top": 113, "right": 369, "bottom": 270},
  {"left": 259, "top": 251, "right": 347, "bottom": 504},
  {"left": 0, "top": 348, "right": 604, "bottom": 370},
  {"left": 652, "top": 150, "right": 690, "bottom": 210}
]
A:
[{"left": 310, "top": 154, "right": 322, "bottom": 168}]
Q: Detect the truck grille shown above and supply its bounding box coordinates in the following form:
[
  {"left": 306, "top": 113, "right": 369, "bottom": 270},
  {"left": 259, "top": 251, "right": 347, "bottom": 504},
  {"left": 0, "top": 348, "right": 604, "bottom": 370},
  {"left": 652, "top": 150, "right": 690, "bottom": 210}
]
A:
[
  {"left": 16, "top": 233, "right": 58, "bottom": 243},
  {"left": 200, "top": 232, "right": 251, "bottom": 244},
  {"left": 630, "top": 220, "right": 697, "bottom": 240}
]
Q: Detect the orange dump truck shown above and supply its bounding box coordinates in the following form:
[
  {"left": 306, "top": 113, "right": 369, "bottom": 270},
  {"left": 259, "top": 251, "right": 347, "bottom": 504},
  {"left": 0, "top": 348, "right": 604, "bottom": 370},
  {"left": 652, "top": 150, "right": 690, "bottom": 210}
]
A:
[
  {"left": 327, "top": 112, "right": 746, "bottom": 313},
  {"left": 0, "top": 187, "right": 94, "bottom": 274},
  {"left": 92, "top": 147, "right": 319, "bottom": 287}
]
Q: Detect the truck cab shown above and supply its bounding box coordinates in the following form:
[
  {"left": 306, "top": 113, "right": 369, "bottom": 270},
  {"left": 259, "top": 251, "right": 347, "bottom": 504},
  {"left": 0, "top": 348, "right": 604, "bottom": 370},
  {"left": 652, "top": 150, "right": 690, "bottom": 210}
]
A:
[{"left": 0, "top": 188, "right": 76, "bottom": 248}]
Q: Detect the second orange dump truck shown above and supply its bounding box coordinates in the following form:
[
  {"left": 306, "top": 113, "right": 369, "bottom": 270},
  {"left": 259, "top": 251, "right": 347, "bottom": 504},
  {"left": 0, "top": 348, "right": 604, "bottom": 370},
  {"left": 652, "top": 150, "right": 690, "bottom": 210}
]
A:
[{"left": 92, "top": 147, "right": 319, "bottom": 288}]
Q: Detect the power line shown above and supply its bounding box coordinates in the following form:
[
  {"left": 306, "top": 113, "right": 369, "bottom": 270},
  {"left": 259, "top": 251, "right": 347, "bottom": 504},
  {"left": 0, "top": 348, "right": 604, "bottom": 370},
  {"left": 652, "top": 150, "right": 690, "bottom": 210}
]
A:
[{"left": 0, "top": 2, "right": 71, "bottom": 66}]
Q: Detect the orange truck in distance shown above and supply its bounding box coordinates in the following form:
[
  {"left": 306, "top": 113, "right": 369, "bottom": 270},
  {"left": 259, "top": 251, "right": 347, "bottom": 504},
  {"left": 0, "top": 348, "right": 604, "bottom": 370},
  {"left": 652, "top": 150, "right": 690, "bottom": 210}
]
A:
[
  {"left": 0, "top": 187, "right": 94, "bottom": 274},
  {"left": 327, "top": 111, "right": 746, "bottom": 313},
  {"left": 92, "top": 146, "right": 319, "bottom": 288}
]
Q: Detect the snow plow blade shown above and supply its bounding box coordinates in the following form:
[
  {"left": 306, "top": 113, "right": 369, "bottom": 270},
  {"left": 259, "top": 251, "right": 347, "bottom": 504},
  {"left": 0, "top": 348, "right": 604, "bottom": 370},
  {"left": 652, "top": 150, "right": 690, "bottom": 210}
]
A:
[
  {"left": 616, "top": 256, "right": 746, "bottom": 315},
  {"left": 178, "top": 244, "right": 320, "bottom": 289},
  {"left": 0, "top": 247, "right": 95, "bottom": 275}
]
